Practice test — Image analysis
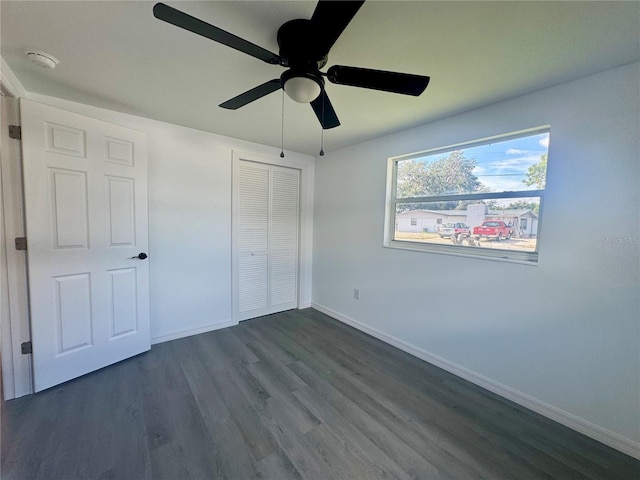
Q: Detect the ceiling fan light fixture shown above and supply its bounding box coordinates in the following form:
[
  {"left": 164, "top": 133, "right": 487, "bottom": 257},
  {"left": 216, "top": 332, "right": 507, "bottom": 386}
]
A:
[{"left": 283, "top": 74, "right": 322, "bottom": 103}]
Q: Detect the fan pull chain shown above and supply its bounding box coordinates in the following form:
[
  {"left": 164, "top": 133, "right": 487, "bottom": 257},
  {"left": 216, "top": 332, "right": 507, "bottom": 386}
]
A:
[
  {"left": 319, "top": 91, "right": 325, "bottom": 156},
  {"left": 280, "top": 90, "right": 285, "bottom": 158}
]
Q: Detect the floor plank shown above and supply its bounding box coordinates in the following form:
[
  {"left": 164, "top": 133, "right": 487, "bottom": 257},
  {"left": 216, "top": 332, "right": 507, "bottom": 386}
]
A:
[{"left": 2, "top": 308, "right": 638, "bottom": 480}]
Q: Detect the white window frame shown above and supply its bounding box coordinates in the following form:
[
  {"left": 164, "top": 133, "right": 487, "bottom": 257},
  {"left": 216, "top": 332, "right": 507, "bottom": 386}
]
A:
[{"left": 383, "top": 127, "right": 549, "bottom": 264}]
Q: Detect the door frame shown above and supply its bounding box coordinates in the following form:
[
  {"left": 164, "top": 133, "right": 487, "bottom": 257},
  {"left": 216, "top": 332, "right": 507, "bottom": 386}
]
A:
[
  {"left": 1, "top": 75, "right": 32, "bottom": 399},
  {"left": 231, "top": 150, "right": 314, "bottom": 323}
]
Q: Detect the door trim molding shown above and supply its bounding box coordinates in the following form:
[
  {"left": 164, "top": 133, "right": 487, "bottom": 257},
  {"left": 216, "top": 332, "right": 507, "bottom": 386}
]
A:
[
  {"left": 1, "top": 56, "right": 27, "bottom": 98},
  {"left": 231, "top": 150, "right": 314, "bottom": 323},
  {"left": 1, "top": 95, "right": 33, "bottom": 399}
]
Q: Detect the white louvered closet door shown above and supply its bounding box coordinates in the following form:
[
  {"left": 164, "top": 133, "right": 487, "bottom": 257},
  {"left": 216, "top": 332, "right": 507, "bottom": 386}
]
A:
[{"left": 234, "top": 160, "right": 299, "bottom": 321}]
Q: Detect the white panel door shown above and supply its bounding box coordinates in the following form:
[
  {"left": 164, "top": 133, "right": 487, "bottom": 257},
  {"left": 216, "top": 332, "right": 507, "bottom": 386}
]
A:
[
  {"left": 234, "top": 159, "right": 299, "bottom": 321},
  {"left": 20, "top": 99, "right": 150, "bottom": 392}
]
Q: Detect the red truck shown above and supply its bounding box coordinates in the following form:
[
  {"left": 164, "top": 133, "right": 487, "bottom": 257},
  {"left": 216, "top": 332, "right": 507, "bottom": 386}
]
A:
[{"left": 473, "top": 221, "right": 513, "bottom": 241}]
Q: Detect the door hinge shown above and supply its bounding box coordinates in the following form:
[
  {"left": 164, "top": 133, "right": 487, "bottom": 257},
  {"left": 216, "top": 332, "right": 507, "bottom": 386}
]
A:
[
  {"left": 8, "top": 125, "right": 21, "bottom": 140},
  {"left": 21, "top": 341, "right": 32, "bottom": 354},
  {"left": 15, "top": 237, "right": 27, "bottom": 251}
]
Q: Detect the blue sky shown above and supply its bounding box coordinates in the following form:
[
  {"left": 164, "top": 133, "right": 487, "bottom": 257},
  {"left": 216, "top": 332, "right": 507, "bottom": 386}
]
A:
[
  {"left": 465, "top": 132, "right": 549, "bottom": 192},
  {"left": 405, "top": 131, "right": 550, "bottom": 205}
]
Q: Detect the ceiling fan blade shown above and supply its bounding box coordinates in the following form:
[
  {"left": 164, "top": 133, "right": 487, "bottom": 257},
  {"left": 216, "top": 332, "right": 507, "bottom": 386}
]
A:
[
  {"left": 311, "top": 1, "right": 365, "bottom": 56},
  {"left": 219, "top": 79, "right": 282, "bottom": 110},
  {"left": 310, "top": 90, "right": 340, "bottom": 129},
  {"left": 153, "top": 3, "right": 281, "bottom": 65},
  {"left": 327, "top": 65, "right": 430, "bottom": 96}
]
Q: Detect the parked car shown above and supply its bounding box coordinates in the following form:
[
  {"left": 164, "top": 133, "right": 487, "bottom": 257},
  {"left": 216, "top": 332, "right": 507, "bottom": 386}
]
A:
[
  {"left": 472, "top": 221, "right": 513, "bottom": 241},
  {"left": 438, "top": 222, "right": 471, "bottom": 238}
]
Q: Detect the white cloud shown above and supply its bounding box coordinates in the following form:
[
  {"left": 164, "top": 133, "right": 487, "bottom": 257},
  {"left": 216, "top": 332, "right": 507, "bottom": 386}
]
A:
[
  {"left": 506, "top": 148, "right": 526, "bottom": 155},
  {"left": 539, "top": 135, "right": 550, "bottom": 148},
  {"left": 484, "top": 155, "right": 540, "bottom": 174},
  {"left": 473, "top": 154, "right": 543, "bottom": 192}
]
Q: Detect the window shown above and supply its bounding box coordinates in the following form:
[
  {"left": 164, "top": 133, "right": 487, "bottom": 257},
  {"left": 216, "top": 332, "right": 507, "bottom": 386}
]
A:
[
  {"left": 385, "top": 128, "right": 549, "bottom": 263},
  {"left": 410, "top": 218, "right": 417, "bottom": 226}
]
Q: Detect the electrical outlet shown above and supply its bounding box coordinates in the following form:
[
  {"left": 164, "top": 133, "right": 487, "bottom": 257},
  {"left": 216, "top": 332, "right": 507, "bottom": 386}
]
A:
[{"left": 354, "top": 288, "right": 360, "bottom": 300}]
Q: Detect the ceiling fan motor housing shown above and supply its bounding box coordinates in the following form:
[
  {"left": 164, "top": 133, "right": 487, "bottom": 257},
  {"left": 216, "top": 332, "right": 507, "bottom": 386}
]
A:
[
  {"left": 277, "top": 19, "right": 328, "bottom": 70},
  {"left": 280, "top": 68, "right": 324, "bottom": 89},
  {"left": 277, "top": 19, "right": 328, "bottom": 102}
]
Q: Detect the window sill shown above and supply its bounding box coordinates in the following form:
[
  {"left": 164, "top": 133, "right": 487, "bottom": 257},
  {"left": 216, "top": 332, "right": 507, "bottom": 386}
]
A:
[{"left": 384, "top": 240, "right": 539, "bottom": 265}]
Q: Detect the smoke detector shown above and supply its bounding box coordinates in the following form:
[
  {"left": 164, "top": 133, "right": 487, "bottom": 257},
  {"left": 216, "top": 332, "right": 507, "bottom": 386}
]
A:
[{"left": 26, "top": 50, "right": 59, "bottom": 69}]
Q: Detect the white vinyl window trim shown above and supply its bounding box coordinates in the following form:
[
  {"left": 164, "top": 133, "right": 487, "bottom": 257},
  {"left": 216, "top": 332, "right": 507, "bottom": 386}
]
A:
[{"left": 383, "top": 128, "right": 549, "bottom": 264}]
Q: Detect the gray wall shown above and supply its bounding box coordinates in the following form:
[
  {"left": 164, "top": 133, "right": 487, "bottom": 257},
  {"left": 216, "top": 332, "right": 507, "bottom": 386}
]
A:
[{"left": 312, "top": 63, "right": 640, "bottom": 448}]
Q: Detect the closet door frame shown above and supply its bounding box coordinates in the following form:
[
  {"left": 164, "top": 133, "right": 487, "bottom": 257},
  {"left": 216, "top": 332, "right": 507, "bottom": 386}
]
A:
[{"left": 231, "top": 150, "right": 314, "bottom": 322}]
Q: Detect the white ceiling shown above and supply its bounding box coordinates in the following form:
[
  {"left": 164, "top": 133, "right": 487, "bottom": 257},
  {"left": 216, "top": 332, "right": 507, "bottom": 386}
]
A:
[{"left": 2, "top": 1, "right": 639, "bottom": 156}]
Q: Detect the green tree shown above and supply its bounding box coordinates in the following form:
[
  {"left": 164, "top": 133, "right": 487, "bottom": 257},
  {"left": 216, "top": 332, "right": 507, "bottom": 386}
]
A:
[
  {"left": 481, "top": 199, "right": 500, "bottom": 211},
  {"left": 505, "top": 200, "right": 540, "bottom": 214},
  {"left": 396, "top": 151, "right": 486, "bottom": 211},
  {"left": 396, "top": 159, "right": 430, "bottom": 199},
  {"left": 523, "top": 154, "right": 547, "bottom": 189}
]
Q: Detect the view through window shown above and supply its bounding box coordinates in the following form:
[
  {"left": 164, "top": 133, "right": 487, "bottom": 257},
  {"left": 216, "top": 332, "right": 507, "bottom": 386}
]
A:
[{"left": 388, "top": 129, "right": 549, "bottom": 262}]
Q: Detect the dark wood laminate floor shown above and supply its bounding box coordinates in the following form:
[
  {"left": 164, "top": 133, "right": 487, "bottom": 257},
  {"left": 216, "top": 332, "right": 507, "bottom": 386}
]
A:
[{"left": 2, "top": 308, "right": 638, "bottom": 480}]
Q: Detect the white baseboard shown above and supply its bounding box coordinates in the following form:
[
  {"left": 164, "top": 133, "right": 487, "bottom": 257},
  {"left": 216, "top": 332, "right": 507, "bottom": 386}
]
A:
[
  {"left": 311, "top": 303, "right": 640, "bottom": 460},
  {"left": 151, "top": 319, "right": 237, "bottom": 345}
]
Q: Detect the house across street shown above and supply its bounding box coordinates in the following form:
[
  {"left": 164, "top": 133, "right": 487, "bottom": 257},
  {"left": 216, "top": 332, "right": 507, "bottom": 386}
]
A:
[{"left": 396, "top": 203, "right": 538, "bottom": 238}]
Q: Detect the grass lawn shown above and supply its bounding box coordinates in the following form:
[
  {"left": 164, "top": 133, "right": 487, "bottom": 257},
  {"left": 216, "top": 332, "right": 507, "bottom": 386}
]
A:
[{"left": 394, "top": 231, "right": 537, "bottom": 251}]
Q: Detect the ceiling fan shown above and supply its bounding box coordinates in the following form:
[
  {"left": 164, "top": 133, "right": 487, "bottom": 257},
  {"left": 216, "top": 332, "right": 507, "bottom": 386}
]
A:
[{"left": 153, "top": 1, "right": 430, "bottom": 129}]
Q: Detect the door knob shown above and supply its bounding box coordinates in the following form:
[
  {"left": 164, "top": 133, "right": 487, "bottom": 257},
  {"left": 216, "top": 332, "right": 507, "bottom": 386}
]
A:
[{"left": 131, "top": 252, "right": 148, "bottom": 259}]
